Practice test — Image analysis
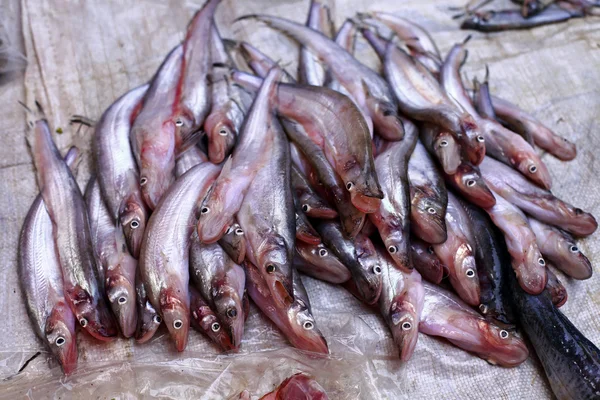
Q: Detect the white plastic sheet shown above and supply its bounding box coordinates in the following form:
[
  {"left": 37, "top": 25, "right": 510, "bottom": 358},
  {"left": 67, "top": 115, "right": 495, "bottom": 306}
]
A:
[{"left": 2, "top": 0, "right": 600, "bottom": 398}]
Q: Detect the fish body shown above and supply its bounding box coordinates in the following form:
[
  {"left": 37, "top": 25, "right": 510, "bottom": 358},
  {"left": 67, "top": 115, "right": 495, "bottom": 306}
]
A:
[
  {"left": 410, "top": 238, "right": 444, "bottom": 284},
  {"left": 298, "top": 0, "right": 333, "bottom": 86}
]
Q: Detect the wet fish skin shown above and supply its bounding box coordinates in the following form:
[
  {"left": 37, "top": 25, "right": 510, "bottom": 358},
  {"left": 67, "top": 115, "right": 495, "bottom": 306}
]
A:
[
  {"left": 419, "top": 123, "right": 461, "bottom": 176},
  {"left": 461, "top": 5, "right": 576, "bottom": 32},
  {"left": 130, "top": 45, "right": 181, "bottom": 210},
  {"left": 236, "top": 41, "right": 296, "bottom": 82},
  {"left": 432, "top": 193, "right": 481, "bottom": 306},
  {"left": 134, "top": 269, "right": 161, "bottom": 343},
  {"left": 480, "top": 156, "right": 597, "bottom": 237},
  {"left": 409, "top": 238, "right": 444, "bottom": 284},
  {"left": 259, "top": 373, "right": 329, "bottom": 400},
  {"left": 315, "top": 220, "right": 382, "bottom": 305},
  {"left": 198, "top": 68, "right": 281, "bottom": 244},
  {"left": 94, "top": 84, "right": 149, "bottom": 258},
  {"left": 292, "top": 165, "right": 337, "bottom": 219},
  {"left": 189, "top": 239, "right": 245, "bottom": 349},
  {"left": 294, "top": 241, "right": 351, "bottom": 284},
  {"left": 189, "top": 285, "right": 234, "bottom": 351},
  {"left": 408, "top": 138, "right": 448, "bottom": 244},
  {"left": 139, "top": 162, "right": 220, "bottom": 352},
  {"left": 29, "top": 110, "right": 117, "bottom": 341},
  {"left": 484, "top": 189, "right": 548, "bottom": 295},
  {"left": 245, "top": 262, "right": 329, "bottom": 354},
  {"left": 379, "top": 249, "right": 424, "bottom": 361},
  {"left": 295, "top": 199, "right": 322, "bottom": 245},
  {"left": 174, "top": 146, "right": 208, "bottom": 178},
  {"left": 218, "top": 222, "right": 247, "bottom": 264},
  {"left": 528, "top": 218, "right": 592, "bottom": 279},
  {"left": 508, "top": 269, "right": 600, "bottom": 398},
  {"left": 545, "top": 266, "right": 568, "bottom": 308},
  {"left": 298, "top": 0, "right": 334, "bottom": 86},
  {"left": 461, "top": 200, "right": 515, "bottom": 326},
  {"left": 19, "top": 147, "right": 79, "bottom": 375},
  {"left": 490, "top": 95, "right": 576, "bottom": 161},
  {"left": 85, "top": 178, "right": 138, "bottom": 338},
  {"left": 421, "top": 282, "right": 529, "bottom": 367},
  {"left": 443, "top": 161, "right": 496, "bottom": 209}
]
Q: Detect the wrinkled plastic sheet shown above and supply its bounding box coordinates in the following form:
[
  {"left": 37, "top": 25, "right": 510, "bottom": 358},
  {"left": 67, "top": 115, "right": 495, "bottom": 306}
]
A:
[{"left": 1, "top": 0, "right": 600, "bottom": 398}]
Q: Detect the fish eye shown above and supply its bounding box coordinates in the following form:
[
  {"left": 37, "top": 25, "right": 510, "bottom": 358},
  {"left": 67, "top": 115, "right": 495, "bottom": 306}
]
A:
[
  {"left": 201, "top": 207, "right": 210, "bottom": 214},
  {"left": 427, "top": 246, "right": 434, "bottom": 254},
  {"left": 479, "top": 304, "right": 489, "bottom": 314},
  {"left": 346, "top": 182, "right": 354, "bottom": 191},
  {"left": 538, "top": 258, "right": 546, "bottom": 266},
  {"left": 235, "top": 228, "right": 244, "bottom": 236},
  {"left": 529, "top": 165, "right": 537, "bottom": 173},
  {"left": 153, "top": 315, "right": 162, "bottom": 324},
  {"left": 570, "top": 245, "right": 579, "bottom": 253},
  {"left": 373, "top": 265, "right": 382, "bottom": 275},
  {"left": 219, "top": 129, "right": 228, "bottom": 136},
  {"left": 79, "top": 318, "right": 88, "bottom": 327},
  {"left": 427, "top": 207, "right": 436, "bottom": 214},
  {"left": 55, "top": 336, "right": 66, "bottom": 346},
  {"left": 318, "top": 248, "right": 328, "bottom": 257},
  {"left": 401, "top": 322, "right": 412, "bottom": 331},
  {"left": 225, "top": 226, "right": 233, "bottom": 235},
  {"left": 466, "top": 179, "right": 476, "bottom": 187},
  {"left": 173, "top": 319, "right": 183, "bottom": 329},
  {"left": 303, "top": 321, "right": 314, "bottom": 330},
  {"left": 388, "top": 245, "right": 397, "bottom": 254},
  {"left": 382, "top": 109, "right": 393, "bottom": 117},
  {"left": 466, "top": 268, "right": 475, "bottom": 278},
  {"left": 500, "top": 330, "right": 509, "bottom": 339},
  {"left": 175, "top": 119, "right": 184, "bottom": 127},
  {"left": 266, "top": 264, "right": 276, "bottom": 274},
  {"left": 130, "top": 220, "right": 140, "bottom": 229},
  {"left": 140, "top": 177, "right": 148, "bottom": 186},
  {"left": 476, "top": 135, "right": 485, "bottom": 143},
  {"left": 301, "top": 204, "right": 310, "bottom": 213},
  {"left": 227, "top": 308, "right": 238, "bottom": 318},
  {"left": 118, "top": 296, "right": 127, "bottom": 305},
  {"left": 439, "top": 140, "right": 449, "bottom": 147},
  {"left": 211, "top": 322, "right": 221, "bottom": 332}
]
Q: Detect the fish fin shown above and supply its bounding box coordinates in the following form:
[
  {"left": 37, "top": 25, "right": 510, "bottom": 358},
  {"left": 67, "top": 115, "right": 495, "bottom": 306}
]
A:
[{"left": 176, "top": 129, "right": 205, "bottom": 157}]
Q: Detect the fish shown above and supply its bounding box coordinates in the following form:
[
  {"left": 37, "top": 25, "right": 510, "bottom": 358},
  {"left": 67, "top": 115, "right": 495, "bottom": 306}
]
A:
[
  {"left": 93, "top": 84, "right": 149, "bottom": 258},
  {"left": 442, "top": 161, "right": 496, "bottom": 209},
  {"left": 315, "top": 220, "right": 382, "bottom": 305},
  {"left": 420, "top": 282, "right": 529, "bottom": 367},
  {"left": 28, "top": 104, "right": 117, "bottom": 341},
  {"left": 294, "top": 241, "right": 351, "bottom": 284},
  {"left": 294, "top": 200, "right": 322, "bottom": 245},
  {"left": 237, "top": 14, "right": 405, "bottom": 141},
  {"left": 298, "top": 0, "right": 334, "bottom": 86},
  {"left": 512, "top": 0, "right": 556, "bottom": 17},
  {"left": 484, "top": 189, "right": 548, "bottom": 295},
  {"left": 432, "top": 192, "right": 480, "bottom": 306},
  {"left": 204, "top": 25, "right": 247, "bottom": 164},
  {"left": 545, "top": 266, "right": 568, "bottom": 308},
  {"left": 490, "top": 95, "right": 576, "bottom": 161},
  {"left": 379, "top": 249, "right": 424, "bottom": 361},
  {"left": 480, "top": 156, "right": 597, "bottom": 237},
  {"left": 189, "top": 285, "right": 234, "bottom": 351},
  {"left": 134, "top": 268, "right": 161, "bottom": 344},
  {"left": 218, "top": 222, "right": 247, "bottom": 265},
  {"left": 85, "top": 178, "right": 138, "bottom": 338},
  {"left": 460, "top": 200, "right": 515, "bottom": 326},
  {"left": 359, "top": 11, "right": 442, "bottom": 75},
  {"left": 419, "top": 123, "right": 461, "bottom": 176},
  {"left": 139, "top": 162, "right": 220, "bottom": 351},
  {"left": 409, "top": 238, "right": 444, "bottom": 284},
  {"left": 237, "top": 95, "right": 296, "bottom": 309},
  {"left": 189, "top": 239, "right": 245, "bottom": 349},
  {"left": 130, "top": 45, "right": 182, "bottom": 210},
  {"left": 528, "top": 217, "right": 592, "bottom": 279},
  {"left": 259, "top": 373, "right": 329, "bottom": 400},
  {"left": 18, "top": 147, "right": 79, "bottom": 375},
  {"left": 235, "top": 41, "right": 295, "bottom": 83},
  {"left": 508, "top": 269, "right": 600, "bottom": 398},
  {"left": 461, "top": 4, "right": 577, "bottom": 32},
  {"left": 245, "top": 262, "right": 329, "bottom": 354},
  {"left": 408, "top": 139, "right": 448, "bottom": 244},
  {"left": 369, "top": 126, "right": 417, "bottom": 270},
  {"left": 197, "top": 68, "right": 281, "bottom": 243},
  {"left": 232, "top": 71, "right": 383, "bottom": 214},
  {"left": 291, "top": 165, "right": 337, "bottom": 219}
]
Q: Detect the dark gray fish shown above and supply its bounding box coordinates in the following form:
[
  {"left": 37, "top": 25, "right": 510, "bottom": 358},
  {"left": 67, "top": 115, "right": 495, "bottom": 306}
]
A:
[
  {"left": 294, "top": 241, "right": 351, "bottom": 284},
  {"left": 545, "top": 266, "right": 568, "bottom": 308},
  {"left": 218, "top": 222, "right": 247, "bottom": 265},
  {"left": 135, "top": 268, "right": 161, "bottom": 344},
  {"left": 298, "top": 0, "right": 334, "bottom": 86},
  {"left": 292, "top": 165, "right": 337, "bottom": 219},
  {"left": 410, "top": 238, "right": 444, "bottom": 284},
  {"left": 461, "top": 4, "right": 578, "bottom": 32}
]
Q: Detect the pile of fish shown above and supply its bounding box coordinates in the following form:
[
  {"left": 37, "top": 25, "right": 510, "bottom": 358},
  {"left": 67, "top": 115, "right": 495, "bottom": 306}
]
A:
[
  {"left": 457, "top": 0, "right": 599, "bottom": 31},
  {"left": 18, "top": 0, "right": 600, "bottom": 398}
]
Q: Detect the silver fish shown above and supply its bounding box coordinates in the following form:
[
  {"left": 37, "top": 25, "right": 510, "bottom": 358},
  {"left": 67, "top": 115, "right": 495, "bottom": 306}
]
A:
[{"left": 298, "top": 0, "right": 334, "bottom": 86}]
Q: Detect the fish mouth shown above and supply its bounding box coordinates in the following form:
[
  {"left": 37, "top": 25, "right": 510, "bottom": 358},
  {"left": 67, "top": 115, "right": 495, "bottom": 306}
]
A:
[
  {"left": 451, "top": 254, "right": 480, "bottom": 306},
  {"left": 390, "top": 311, "right": 419, "bottom": 361},
  {"left": 305, "top": 206, "right": 338, "bottom": 219},
  {"left": 457, "top": 172, "right": 495, "bottom": 208},
  {"left": 83, "top": 306, "right": 119, "bottom": 341},
  {"left": 57, "top": 340, "right": 78, "bottom": 375},
  {"left": 120, "top": 201, "right": 147, "bottom": 258},
  {"left": 162, "top": 310, "right": 189, "bottom": 352},
  {"left": 270, "top": 277, "right": 294, "bottom": 308},
  {"left": 135, "top": 321, "right": 160, "bottom": 344},
  {"left": 289, "top": 330, "right": 329, "bottom": 355},
  {"left": 350, "top": 192, "right": 381, "bottom": 213},
  {"left": 356, "top": 275, "right": 383, "bottom": 305}
]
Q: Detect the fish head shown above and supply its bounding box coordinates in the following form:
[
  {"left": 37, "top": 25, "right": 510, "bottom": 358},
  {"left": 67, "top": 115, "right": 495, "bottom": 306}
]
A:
[
  {"left": 518, "top": 245, "right": 548, "bottom": 295},
  {"left": 213, "top": 288, "right": 245, "bottom": 350},
  {"left": 139, "top": 128, "right": 176, "bottom": 209},
  {"left": 410, "top": 242, "right": 445, "bottom": 284},
  {"left": 120, "top": 199, "right": 148, "bottom": 258},
  {"left": 190, "top": 300, "right": 234, "bottom": 351},
  {"left": 259, "top": 239, "right": 294, "bottom": 308},
  {"left": 288, "top": 299, "right": 329, "bottom": 354},
  {"left": 369, "top": 99, "right": 405, "bottom": 141},
  {"left": 461, "top": 116, "right": 486, "bottom": 165},
  {"left": 135, "top": 300, "right": 161, "bottom": 343},
  {"left": 452, "top": 163, "right": 496, "bottom": 209},
  {"left": 554, "top": 236, "right": 592, "bottom": 280},
  {"left": 68, "top": 286, "right": 118, "bottom": 341},
  {"left": 513, "top": 152, "right": 552, "bottom": 190},
  {"left": 382, "top": 228, "right": 412, "bottom": 272},
  {"left": 344, "top": 160, "right": 383, "bottom": 214},
  {"left": 480, "top": 324, "right": 529, "bottom": 367},
  {"left": 105, "top": 269, "right": 138, "bottom": 338},
  {"left": 410, "top": 187, "right": 447, "bottom": 244},
  {"left": 197, "top": 183, "right": 233, "bottom": 243},
  {"left": 355, "top": 253, "right": 384, "bottom": 305},
  {"left": 451, "top": 243, "right": 481, "bottom": 306},
  {"left": 433, "top": 132, "right": 461, "bottom": 174},
  {"left": 219, "top": 224, "right": 247, "bottom": 264},
  {"left": 205, "top": 115, "right": 236, "bottom": 164},
  {"left": 388, "top": 298, "right": 419, "bottom": 361},
  {"left": 45, "top": 301, "right": 77, "bottom": 375},
  {"left": 159, "top": 288, "right": 189, "bottom": 352}
]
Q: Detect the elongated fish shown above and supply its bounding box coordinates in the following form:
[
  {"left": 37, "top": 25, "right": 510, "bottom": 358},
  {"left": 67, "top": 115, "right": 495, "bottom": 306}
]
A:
[
  {"left": 442, "top": 161, "right": 496, "bottom": 209},
  {"left": 135, "top": 268, "right": 161, "bottom": 343},
  {"left": 139, "top": 162, "right": 220, "bottom": 351},
  {"left": 19, "top": 147, "right": 79, "bottom": 375},
  {"left": 294, "top": 241, "right": 351, "bottom": 284},
  {"left": 419, "top": 123, "right": 461, "bottom": 175},
  {"left": 295, "top": 199, "right": 322, "bottom": 245},
  {"left": 461, "top": 5, "right": 576, "bottom": 32},
  {"left": 94, "top": 84, "right": 149, "bottom": 258},
  {"left": 292, "top": 165, "right": 337, "bottom": 219},
  {"left": 298, "top": 0, "right": 334, "bottom": 86},
  {"left": 85, "top": 178, "right": 137, "bottom": 338},
  {"left": 28, "top": 105, "right": 117, "bottom": 341}
]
